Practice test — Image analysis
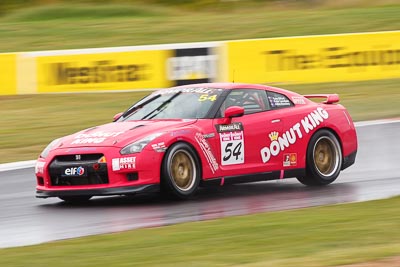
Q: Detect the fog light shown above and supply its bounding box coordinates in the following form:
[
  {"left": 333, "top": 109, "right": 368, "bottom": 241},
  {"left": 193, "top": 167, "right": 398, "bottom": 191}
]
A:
[
  {"left": 93, "top": 163, "right": 100, "bottom": 171},
  {"left": 127, "top": 173, "right": 138, "bottom": 181},
  {"left": 37, "top": 177, "right": 44, "bottom": 186}
]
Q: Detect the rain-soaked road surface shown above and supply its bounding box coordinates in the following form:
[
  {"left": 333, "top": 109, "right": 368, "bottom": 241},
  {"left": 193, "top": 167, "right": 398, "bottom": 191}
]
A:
[{"left": 0, "top": 120, "right": 399, "bottom": 248}]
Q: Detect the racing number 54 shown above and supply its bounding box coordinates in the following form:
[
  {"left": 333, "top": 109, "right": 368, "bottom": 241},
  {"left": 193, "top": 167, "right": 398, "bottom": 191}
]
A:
[
  {"left": 223, "top": 142, "right": 242, "bottom": 162},
  {"left": 221, "top": 137, "right": 244, "bottom": 166}
]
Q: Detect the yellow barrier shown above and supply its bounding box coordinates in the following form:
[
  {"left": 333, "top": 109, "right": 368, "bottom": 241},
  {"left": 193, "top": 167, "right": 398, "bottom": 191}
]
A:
[
  {"left": 36, "top": 49, "right": 173, "bottom": 93},
  {"left": 3, "top": 31, "right": 400, "bottom": 96},
  {"left": 0, "top": 54, "right": 17, "bottom": 95},
  {"left": 226, "top": 31, "right": 400, "bottom": 84}
]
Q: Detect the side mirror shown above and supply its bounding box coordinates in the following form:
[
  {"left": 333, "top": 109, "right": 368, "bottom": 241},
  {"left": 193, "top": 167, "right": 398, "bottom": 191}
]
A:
[
  {"left": 224, "top": 106, "right": 244, "bottom": 119},
  {"left": 113, "top": 112, "right": 123, "bottom": 122}
]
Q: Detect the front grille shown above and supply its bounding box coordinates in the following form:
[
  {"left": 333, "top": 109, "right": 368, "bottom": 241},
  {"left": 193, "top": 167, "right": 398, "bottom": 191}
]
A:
[
  {"left": 49, "top": 154, "right": 109, "bottom": 186},
  {"left": 55, "top": 154, "right": 104, "bottom": 162}
]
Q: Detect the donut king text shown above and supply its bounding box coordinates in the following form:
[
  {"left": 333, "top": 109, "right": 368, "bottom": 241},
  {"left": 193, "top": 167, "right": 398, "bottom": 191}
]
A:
[{"left": 260, "top": 107, "right": 329, "bottom": 163}]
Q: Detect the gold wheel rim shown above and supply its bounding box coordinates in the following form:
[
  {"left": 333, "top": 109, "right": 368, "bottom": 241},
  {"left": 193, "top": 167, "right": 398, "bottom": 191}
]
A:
[
  {"left": 313, "top": 137, "right": 336, "bottom": 176},
  {"left": 171, "top": 150, "right": 195, "bottom": 191}
]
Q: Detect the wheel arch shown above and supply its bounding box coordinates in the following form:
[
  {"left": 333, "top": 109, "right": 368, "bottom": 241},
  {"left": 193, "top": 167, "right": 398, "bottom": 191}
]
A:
[{"left": 160, "top": 140, "right": 204, "bottom": 181}]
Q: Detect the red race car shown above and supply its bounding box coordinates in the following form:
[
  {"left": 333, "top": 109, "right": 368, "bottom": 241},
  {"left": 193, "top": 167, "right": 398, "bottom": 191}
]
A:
[{"left": 35, "top": 83, "right": 357, "bottom": 202}]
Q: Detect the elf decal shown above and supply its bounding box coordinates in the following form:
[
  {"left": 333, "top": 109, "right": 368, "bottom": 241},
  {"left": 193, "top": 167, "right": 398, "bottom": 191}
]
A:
[{"left": 261, "top": 108, "right": 328, "bottom": 163}]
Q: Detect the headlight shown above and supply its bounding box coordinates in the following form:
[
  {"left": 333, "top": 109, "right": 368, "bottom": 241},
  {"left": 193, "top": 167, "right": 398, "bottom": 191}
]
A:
[
  {"left": 40, "top": 138, "right": 61, "bottom": 158},
  {"left": 120, "top": 133, "right": 164, "bottom": 155}
]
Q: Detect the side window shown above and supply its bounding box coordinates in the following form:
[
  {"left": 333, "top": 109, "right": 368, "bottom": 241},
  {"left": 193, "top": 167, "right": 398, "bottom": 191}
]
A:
[
  {"left": 267, "top": 91, "right": 294, "bottom": 109},
  {"left": 218, "top": 89, "right": 270, "bottom": 116}
]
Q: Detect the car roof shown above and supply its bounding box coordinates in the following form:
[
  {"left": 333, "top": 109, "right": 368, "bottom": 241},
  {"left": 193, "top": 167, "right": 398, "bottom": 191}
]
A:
[{"left": 174, "top": 82, "right": 301, "bottom": 97}]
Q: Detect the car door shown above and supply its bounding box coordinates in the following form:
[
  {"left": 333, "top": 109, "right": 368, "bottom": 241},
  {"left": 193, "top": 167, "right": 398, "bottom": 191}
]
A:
[{"left": 210, "top": 89, "right": 284, "bottom": 177}]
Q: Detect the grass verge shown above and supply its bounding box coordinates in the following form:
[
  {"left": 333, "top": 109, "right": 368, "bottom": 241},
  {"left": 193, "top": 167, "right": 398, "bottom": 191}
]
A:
[
  {"left": 1, "top": 78, "right": 399, "bottom": 164},
  {"left": 0, "top": 3, "right": 400, "bottom": 52},
  {"left": 1, "top": 196, "right": 400, "bottom": 266}
]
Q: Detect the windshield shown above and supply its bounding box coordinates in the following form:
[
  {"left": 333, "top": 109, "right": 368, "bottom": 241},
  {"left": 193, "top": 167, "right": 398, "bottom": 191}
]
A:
[{"left": 121, "top": 87, "right": 224, "bottom": 121}]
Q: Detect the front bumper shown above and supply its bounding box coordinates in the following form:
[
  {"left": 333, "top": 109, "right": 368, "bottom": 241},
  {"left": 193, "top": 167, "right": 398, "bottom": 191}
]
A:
[
  {"left": 36, "top": 184, "right": 160, "bottom": 198},
  {"left": 35, "top": 146, "right": 165, "bottom": 198},
  {"left": 341, "top": 150, "right": 357, "bottom": 170}
]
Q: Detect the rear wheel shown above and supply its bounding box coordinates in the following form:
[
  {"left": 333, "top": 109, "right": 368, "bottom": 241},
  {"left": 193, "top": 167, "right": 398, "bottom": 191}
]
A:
[
  {"left": 297, "top": 130, "right": 342, "bottom": 186},
  {"left": 59, "top": 196, "right": 92, "bottom": 203},
  {"left": 161, "top": 143, "right": 201, "bottom": 199}
]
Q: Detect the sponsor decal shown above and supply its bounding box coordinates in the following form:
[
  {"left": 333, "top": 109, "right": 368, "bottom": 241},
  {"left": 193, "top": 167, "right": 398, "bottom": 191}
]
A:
[
  {"left": 71, "top": 131, "right": 124, "bottom": 145},
  {"left": 215, "top": 122, "right": 243, "bottom": 133},
  {"left": 64, "top": 166, "right": 85, "bottom": 176},
  {"left": 203, "top": 133, "right": 215, "bottom": 139},
  {"left": 158, "top": 87, "right": 220, "bottom": 95},
  {"left": 220, "top": 131, "right": 244, "bottom": 166},
  {"left": 216, "top": 123, "right": 245, "bottom": 166},
  {"left": 170, "top": 129, "right": 191, "bottom": 137},
  {"left": 167, "top": 47, "right": 217, "bottom": 86},
  {"left": 151, "top": 142, "right": 167, "bottom": 152},
  {"left": 261, "top": 107, "right": 329, "bottom": 163},
  {"left": 292, "top": 96, "right": 306, "bottom": 105},
  {"left": 195, "top": 132, "right": 219, "bottom": 173},
  {"left": 268, "top": 95, "right": 291, "bottom": 108},
  {"left": 112, "top": 157, "right": 136, "bottom": 171},
  {"left": 283, "top": 153, "right": 297, "bottom": 167},
  {"left": 35, "top": 161, "right": 45, "bottom": 174}
]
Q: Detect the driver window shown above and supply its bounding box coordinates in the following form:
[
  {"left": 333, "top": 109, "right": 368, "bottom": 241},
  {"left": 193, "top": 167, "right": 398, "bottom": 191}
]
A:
[{"left": 218, "top": 89, "right": 270, "bottom": 116}]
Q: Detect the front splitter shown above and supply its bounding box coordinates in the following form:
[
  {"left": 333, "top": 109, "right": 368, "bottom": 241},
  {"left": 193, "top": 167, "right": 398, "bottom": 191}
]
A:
[{"left": 36, "top": 184, "right": 160, "bottom": 198}]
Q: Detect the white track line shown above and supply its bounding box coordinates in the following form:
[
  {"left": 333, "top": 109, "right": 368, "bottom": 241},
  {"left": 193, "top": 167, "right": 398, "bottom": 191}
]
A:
[
  {"left": 0, "top": 160, "right": 37, "bottom": 172},
  {"left": 1, "top": 119, "right": 399, "bottom": 172}
]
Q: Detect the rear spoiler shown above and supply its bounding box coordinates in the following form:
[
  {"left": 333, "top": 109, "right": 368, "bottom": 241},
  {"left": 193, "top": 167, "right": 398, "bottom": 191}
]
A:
[{"left": 303, "top": 94, "right": 339, "bottom": 104}]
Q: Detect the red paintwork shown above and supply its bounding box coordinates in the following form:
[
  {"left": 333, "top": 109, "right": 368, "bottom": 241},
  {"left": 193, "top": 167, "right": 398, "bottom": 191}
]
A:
[
  {"left": 35, "top": 83, "right": 357, "bottom": 196},
  {"left": 224, "top": 106, "right": 245, "bottom": 118}
]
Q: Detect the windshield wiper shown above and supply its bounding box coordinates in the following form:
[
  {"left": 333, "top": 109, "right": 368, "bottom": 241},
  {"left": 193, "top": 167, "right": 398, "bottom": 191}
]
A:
[
  {"left": 141, "top": 92, "right": 182, "bottom": 120},
  {"left": 121, "top": 94, "right": 161, "bottom": 120}
]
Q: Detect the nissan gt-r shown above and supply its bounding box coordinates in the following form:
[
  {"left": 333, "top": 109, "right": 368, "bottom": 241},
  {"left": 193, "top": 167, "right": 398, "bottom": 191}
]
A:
[{"left": 35, "top": 83, "right": 358, "bottom": 202}]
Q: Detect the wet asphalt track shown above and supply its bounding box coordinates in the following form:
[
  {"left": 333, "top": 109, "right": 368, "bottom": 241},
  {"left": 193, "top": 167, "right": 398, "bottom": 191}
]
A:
[{"left": 1, "top": 121, "right": 399, "bottom": 248}]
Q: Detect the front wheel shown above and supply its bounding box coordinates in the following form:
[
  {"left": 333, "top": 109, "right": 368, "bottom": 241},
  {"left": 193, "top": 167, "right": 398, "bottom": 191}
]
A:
[
  {"left": 161, "top": 143, "right": 201, "bottom": 199},
  {"left": 297, "top": 130, "right": 342, "bottom": 186}
]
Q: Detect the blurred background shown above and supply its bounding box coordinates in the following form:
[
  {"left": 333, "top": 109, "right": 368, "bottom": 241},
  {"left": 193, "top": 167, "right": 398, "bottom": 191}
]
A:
[
  {"left": 1, "top": 2, "right": 400, "bottom": 266},
  {"left": 0, "top": 0, "right": 399, "bottom": 162},
  {"left": 0, "top": 0, "right": 400, "bottom": 162}
]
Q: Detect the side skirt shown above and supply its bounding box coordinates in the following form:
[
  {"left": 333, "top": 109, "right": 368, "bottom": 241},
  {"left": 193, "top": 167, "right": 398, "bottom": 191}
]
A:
[{"left": 200, "top": 168, "right": 305, "bottom": 187}]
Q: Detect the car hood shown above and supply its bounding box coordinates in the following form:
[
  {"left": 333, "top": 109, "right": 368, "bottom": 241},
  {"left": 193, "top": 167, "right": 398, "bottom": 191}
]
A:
[{"left": 57, "top": 119, "right": 197, "bottom": 149}]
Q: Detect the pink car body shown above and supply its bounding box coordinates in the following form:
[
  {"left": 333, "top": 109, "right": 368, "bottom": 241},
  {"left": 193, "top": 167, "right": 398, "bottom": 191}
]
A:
[{"left": 35, "top": 83, "right": 357, "bottom": 201}]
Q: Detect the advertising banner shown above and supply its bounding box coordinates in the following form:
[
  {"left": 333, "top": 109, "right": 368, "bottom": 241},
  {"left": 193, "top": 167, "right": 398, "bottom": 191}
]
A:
[
  {"left": 226, "top": 31, "right": 400, "bottom": 84},
  {"left": 36, "top": 49, "right": 172, "bottom": 93},
  {"left": 0, "top": 53, "right": 17, "bottom": 95},
  {"left": 166, "top": 46, "right": 218, "bottom": 86}
]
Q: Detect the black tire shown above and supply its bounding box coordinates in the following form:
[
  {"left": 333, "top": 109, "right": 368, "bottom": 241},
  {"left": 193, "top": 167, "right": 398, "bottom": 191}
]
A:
[
  {"left": 297, "top": 130, "right": 342, "bottom": 186},
  {"left": 161, "top": 142, "right": 201, "bottom": 199},
  {"left": 59, "top": 196, "right": 92, "bottom": 203}
]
